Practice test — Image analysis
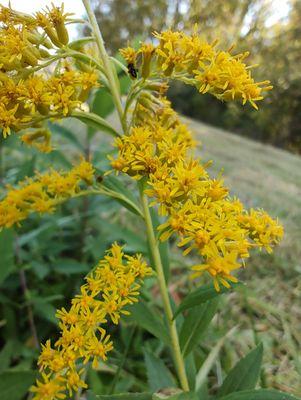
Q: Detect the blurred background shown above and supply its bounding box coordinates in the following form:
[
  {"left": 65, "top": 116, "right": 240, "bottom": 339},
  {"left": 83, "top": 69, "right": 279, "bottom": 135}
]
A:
[
  {"left": 90, "top": 0, "right": 301, "bottom": 153},
  {"left": 0, "top": 0, "right": 300, "bottom": 398}
]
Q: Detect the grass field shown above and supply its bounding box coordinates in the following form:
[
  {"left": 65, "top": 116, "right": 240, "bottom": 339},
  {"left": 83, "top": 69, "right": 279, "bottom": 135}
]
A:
[{"left": 182, "top": 117, "right": 301, "bottom": 395}]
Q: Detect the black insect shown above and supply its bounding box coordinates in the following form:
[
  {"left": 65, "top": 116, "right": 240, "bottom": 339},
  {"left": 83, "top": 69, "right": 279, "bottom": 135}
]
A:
[
  {"left": 96, "top": 175, "right": 103, "bottom": 183},
  {"left": 127, "top": 63, "right": 138, "bottom": 79}
]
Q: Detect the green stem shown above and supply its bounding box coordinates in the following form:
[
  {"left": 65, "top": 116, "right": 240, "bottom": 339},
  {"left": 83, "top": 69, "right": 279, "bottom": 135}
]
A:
[
  {"left": 82, "top": 0, "right": 126, "bottom": 132},
  {"left": 140, "top": 191, "right": 189, "bottom": 391}
]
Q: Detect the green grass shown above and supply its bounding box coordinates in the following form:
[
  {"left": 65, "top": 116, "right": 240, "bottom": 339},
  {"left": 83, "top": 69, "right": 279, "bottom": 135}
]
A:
[{"left": 183, "top": 117, "right": 301, "bottom": 395}]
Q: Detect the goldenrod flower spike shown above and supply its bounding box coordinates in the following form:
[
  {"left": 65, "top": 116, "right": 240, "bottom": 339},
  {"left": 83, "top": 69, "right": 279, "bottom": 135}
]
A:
[
  {"left": 31, "top": 244, "right": 152, "bottom": 399},
  {"left": 120, "top": 29, "right": 272, "bottom": 109},
  {"left": 0, "top": 160, "right": 95, "bottom": 229},
  {"left": 0, "top": 3, "right": 100, "bottom": 141},
  {"left": 111, "top": 99, "right": 283, "bottom": 291}
]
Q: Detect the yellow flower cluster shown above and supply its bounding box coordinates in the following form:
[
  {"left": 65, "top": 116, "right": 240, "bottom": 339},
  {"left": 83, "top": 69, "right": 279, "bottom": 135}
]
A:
[
  {"left": 111, "top": 100, "right": 283, "bottom": 290},
  {"left": 0, "top": 3, "right": 71, "bottom": 65},
  {"left": 0, "top": 4, "right": 99, "bottom": 141},
  {"left": 31, "top": 243, "right": 152, "bottom": 400},
  {"left": 110, "top": 99, "right": 194, "bottom": 180},
  {"left": 0, "top": 160, "right": 95, "bottom": 229},
  {"left": 120, "top": 29, "right": 272, "bottom": 109},
  {"left": 21, "top": 128, "right": 52, "bottom": 153},
  {"left": 0, "top": 69, "right": 99, "bottom": 138}
]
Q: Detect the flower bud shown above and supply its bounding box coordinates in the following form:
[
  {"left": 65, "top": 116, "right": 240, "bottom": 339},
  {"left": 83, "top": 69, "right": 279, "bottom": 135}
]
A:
[
  {"left": 22, "top": 49, "right": 38, "bottom": 67},
  {"left": 54, "top": 22, "right": 69, "bottom": 46},
  {"left": 44, "top": 26, "right": 62, "bottom": 48}
]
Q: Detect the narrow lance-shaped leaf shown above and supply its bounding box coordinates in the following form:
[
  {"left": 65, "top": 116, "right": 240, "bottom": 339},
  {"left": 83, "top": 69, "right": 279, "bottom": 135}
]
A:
[
  {"left": 72, "top": 110, "right": 120, "bottom": 137},
  {"left": 0, "top": 370, "right": 36, "bottom": 400},
  {"left": 180, "top": 298, "right": 219, "bottom": 357},
  {"left": 126, "top": 300, "right": 170, "bottom": 345},
  {"left": 90, "top": 88, "right": 115, "bottom": 119},
  {"left": 153, "top": 391, "right": 199, "bottom": 399},
  {"left": 48, "top": 122, "right": 83, "bottom": 150},
  {"left": 99, "top": 174, "right": 144, "bottom": 217},
  {"left": 0, "top": 229, "right": 15, "bottom": 284},
  {"left": 88, "top": 393, "right": 153, "bottom": 400},
  {"left": 217, "top": 343, "right": 263, "bottom": 397},
  {"left": 144, "top": 350, "right": 176, "bottom": 392},
  {"left": 174, "top": 282, "right": 242, "bottom": 319},
  {"left": 218, "top": 389, "right": 301, "bottom": 400}
]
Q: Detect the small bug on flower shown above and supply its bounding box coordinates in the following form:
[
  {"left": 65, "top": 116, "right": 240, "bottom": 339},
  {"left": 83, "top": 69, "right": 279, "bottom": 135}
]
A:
[{"left": 127, "top": 63, "right": 138, "bottom": 79}]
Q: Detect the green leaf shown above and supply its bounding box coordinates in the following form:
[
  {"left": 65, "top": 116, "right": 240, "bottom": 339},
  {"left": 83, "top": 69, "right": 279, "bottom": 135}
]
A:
[
  {"left": 111, "top": 54, "right": 128, "bottom": 74},
  {"left": 101, "top": 175, "right": 143, "bottom": 217},
  {"left": 102, "top": 175, "right": 137, "bottom": 205},
  {"left": 185, "top": 353, "right": 197, "bottom": 391},
  {"left": 0, "top": 370, "right": 36, "bottom": 400},
  {"left": 217, "top": 343, "right": 263, "bottom": 397},
  {"left": 52, "top": 258, "right": 89, "bottom": 275},
  {"left": 196, "top": 382, "right": 210, "bottom": 400},
  {"left": 0, "top": 341, "right": 14, "bottom": 372},
  {"left": 180, "top": 298, "right": 219, "bottom": 357},
  {"left": 144, "top": 351, "right": 175, "bottom": 392},
  {"left": 152, "top": 390, "right": 198, "bottom": 399},
  {"left": 0, "top": 229, "right": 15, "bottom": 284},
  {"left": 88, "top": 392, "right": 153, "bottom": 400},
  {"left": 72, "top": 110, "right": 120, "bottom": 137},
  {"left": 195, "top": 327, "right": 237, "bottom": 391},
  {"left": 15, "top": 156, "right": 36, "bottom": 181},
  {"left": 120, "top": 74, "right": 131, "bottom": 95},
  {"left": 127, "top": 300, "right": 169, "bottom": 344},
  {"left": 218, "top": 389, "right": 301, "bottom": 400},
  {"left": 32, "top": 299, "right": 57, "bottom": 325},
  {"left": 91, "top": 88, "right": 115, "bottom": 119},
  {"left": 49, "top": 122, "right": 83, "bottom": 150},
  {"left": 69, "top": 36, "right": 95, "bottom": 50},
  {"left": 152, "top": 392, "right": 199, "bottom": 400},
  {"left": 174, "top": 282, "right": 241, "bottom": 318}
]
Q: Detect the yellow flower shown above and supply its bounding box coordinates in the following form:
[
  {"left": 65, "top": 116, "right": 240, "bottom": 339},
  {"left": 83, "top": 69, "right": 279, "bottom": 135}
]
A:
[
  {"left": 63, "top": 368, "right": 87, "bottom": 396},
  {"left": 191, "top": 253, "right": 240, "bottom": 292},
  {"left": 0, "top": 5, "right": 100, "bottom": 137},
  {"left": 0, "top": 160, "right": 95, "bottom": 229},
  {"left": 32, "top": 244, "right": 152, "bottom": 399},
  {"left": 139, "top": 43, "right": 155, "bottom": 78},
  {"left": 0, "top": 104, "right": 20, "bottom": 138},
  {"left": 112, "top": 96, "right": 283, "bottom": 289},
  {"left": 21, "top": 128, "right": 52, "bottom": 153},
  {"left": 120, "top": 46, "right": 137, "bottom": 65},
  {"left": 120, "top": 29, "right": 271, "bottom": 109},
  {"left": 84, "top": 332, "right": 113, "bottom": 368},
  {"left": 31, "top": 373, "right": 66, "bottom": 400}
]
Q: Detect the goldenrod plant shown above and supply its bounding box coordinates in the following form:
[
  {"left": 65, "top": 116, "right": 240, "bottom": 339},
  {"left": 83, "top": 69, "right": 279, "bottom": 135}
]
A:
[{"left": 0, "top": 2, "right": 297, "bottom": 400}]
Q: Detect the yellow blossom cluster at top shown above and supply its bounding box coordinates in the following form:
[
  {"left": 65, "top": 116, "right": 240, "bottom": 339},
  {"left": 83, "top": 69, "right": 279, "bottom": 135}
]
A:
[
  {"left": 31, "top": 243, "right": 152, "bottom": 400},
  {"left": 120, "top": 29, "right": 272, "bottom": 109},
  {"left": 0, "top": 4, "right": 99, "bottom": 143},
  {"left": 0, "top": 160, "right": 95, "bottom": 229},
  {"left": 111, "top": 99, "right": 283, "bottom": 290}
]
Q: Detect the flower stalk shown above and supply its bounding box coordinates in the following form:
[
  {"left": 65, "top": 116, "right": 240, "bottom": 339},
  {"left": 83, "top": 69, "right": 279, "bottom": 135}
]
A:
[
  {"left": 140, "top": 190, "right": 190, "bottom": 391},
  {"left": 82, "top": 0, "right": 126, "bottom": 132},
  {"left": 82, "top": 1, "right": 189, "bottom": 389}
]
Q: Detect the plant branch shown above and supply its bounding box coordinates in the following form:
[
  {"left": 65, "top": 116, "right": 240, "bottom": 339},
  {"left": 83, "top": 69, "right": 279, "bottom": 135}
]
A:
[
  {"left": 82, "top": 0, "right": 126, "bottom": 132},
  {"left": 139, "top": 190, "right": 189, "bottom": 391}
]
